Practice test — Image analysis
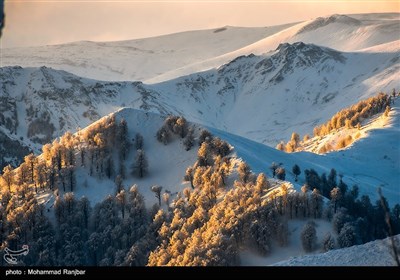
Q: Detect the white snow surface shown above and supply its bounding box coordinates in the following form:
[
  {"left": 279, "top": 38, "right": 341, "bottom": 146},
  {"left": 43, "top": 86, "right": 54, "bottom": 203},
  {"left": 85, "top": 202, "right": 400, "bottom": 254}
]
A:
[
  {"left": 44, "top": 109, "right": 199, "bottom": 208},
  {"left": 1, "top": 25, "right": 294, "bottom": 83},
  {"left": 210, "top": 97, "right": 400, "bottom": 206},
  {"left": 273, "top": 234, "right": 400, "bottom": 266},
  {"left": 1, "top": 13, "right": 398, "bottom": 84},
  {"left": 240, "top": 219, "right": 336, "bottom": 266}
]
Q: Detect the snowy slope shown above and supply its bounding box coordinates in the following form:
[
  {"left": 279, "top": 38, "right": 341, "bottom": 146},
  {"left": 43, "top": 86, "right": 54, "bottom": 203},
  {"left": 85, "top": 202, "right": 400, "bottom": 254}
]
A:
[
  {"left": 1, "top": 25, "right": 294, "bottom": 82},
  {"left": 150, "top": 41, "right": 400, "bottom": 145},
  {"left": 37, "top": 108, "right": 199, "bottom": 208},
  {"left": 1, "top": 39, "right": 399, "bottom": 173},
  {"left": 273, "top": 234, "right": 400, "bottom": 266},
  {"left": 2, "top": 13, "right": 398, "bottom": 84},
  {"left": 148, "top": 13, "right": 399, "bottom": 83},
  {"left": 240, "top": 219, "right": 336, "bottom": 266},
  {"left": 210, "top": 97, "right": 400, "bottom": 206}
]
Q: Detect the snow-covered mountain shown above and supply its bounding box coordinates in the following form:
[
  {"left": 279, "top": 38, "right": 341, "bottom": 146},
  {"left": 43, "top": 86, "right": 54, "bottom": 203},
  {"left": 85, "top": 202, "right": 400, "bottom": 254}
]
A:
[
  {"left": 36, "top": 108, "right": 201, "bottom": 207},
  {"left": 2, "top": 13, "right": 398, "bottom": 84},
  {"left": 1, "top": 25, "right": 295, "bottom": 83},
  {"left": 1, "top": 38, "right": 398, "bottom": 169},
  {"left": 148, "top": 13, "right": 400, "bottom": 83},
  {"left": 3, "top": 105, "right": 397, "bottom": 267},
  {"left": 1, "top": 13, "right": 399, "bottom": 266},
  {"left": 211, "top": 96, "right": 400, "bottom": 206},
  {"left": 2, "top": 63, "right": 399, "bottom": 206}
]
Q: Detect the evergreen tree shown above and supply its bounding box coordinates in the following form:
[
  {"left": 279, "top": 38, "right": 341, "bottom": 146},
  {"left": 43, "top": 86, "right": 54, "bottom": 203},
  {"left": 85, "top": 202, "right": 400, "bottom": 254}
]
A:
[
  {"left": 270, "top": 162, "right": 278, "bottom": 178},
  {"left": 322, "top": 232, "right": 336, "bottom": 252},
  {"left": 276, "top": 167, "right": 286, "bottom": 181},
  {"left": 156, "top": 126, "right": 170, "bottom": 145},
  {"left": 197, "top": 142, "right": 211, "bottom": 166},
  {"left": 238, "top": 161, "right": 251, "bottom": 184},
  {"left": 135, "top": 133, "right": 143, "bottom": 150},
  {"left": 292, "top": 164, "right": 301, "bottom": 182},
  {"left": 117, "top": 119, "right": 129, "bottom": 159},
  {"left": 132, "top": 149, "right": 148, "bottom": 178},
  {"left": 184, "top": 167, "right": 194, "bottom": 189},
  {"left": 330, "top": 187, "right": 342, "bottom": 214},
  {"left": 183, "top": 127, "right": 195, "bottom": 151},
  {"left": 1, "top": 165, "right": 14, "bottom": 192},
  {"left": 311, "top": 188, "right": 323, "bottom": 219},
  {"left": 198, "top": 129, "right": 212, "bottom": 146},
  {"left": 338, "top": 222, "right": 357, "bottom": 248},
  {"left": 116, "top": 190, "right": 127, "bottom": 219},
  {"left": 301, "top": 221, "right": 317, "bottom": 252}
]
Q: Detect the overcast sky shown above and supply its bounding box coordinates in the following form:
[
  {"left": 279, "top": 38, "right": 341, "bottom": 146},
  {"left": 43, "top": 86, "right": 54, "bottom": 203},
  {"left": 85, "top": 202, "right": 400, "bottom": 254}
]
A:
[{"left": 1, "top": 0, "right": 399, "bottom": 48}]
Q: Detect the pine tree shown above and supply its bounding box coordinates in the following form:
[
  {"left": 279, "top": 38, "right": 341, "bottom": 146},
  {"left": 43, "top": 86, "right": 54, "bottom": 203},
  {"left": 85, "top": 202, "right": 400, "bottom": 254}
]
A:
[
  {"left": 116, "top": 190, "right": 127, "bottom": 219},
  {"left": 291, "top": 132, "right": 300, "bottom": 147},
  {"left": 116, "top": 119, "right": 130, "bottom": 173},
  {"left": 198, "top": 129, "right": 212, "bottom": 146},
  {"left": 255, "top": 173, "right": 268, "bottom": 194},
  {"left": 238, "top": 161, "right": 251, "bottom": 184},
  {"left": 115, "top": 175, "right": 124, "bottom": 193},
  {"left": 174, "top": 117, "right": 188, "bottom": 138},
  {"left": 156, "top": 126, "right": 170, "bottom": 145},
  {"left": 311, "top": 188, "right": 323, "bottom": 219},
  {"left": 163, "top": 192, "right": 170, "bottom": 208},
  {"left": 330, "top": 187, "right": 342, "bottom": 214},
  {"left": 1, "top": 165, "right": 14, "bottom": 192},
  {"left": 338, "top": 222, "right": 357, "bottom": 248},
  {"left": 132, "top": 149, "right": 148, "bottom": 178},
  {"left": 276, "top": 167, "right": 286, "bottom": 181},
  {"left": 24, "top": 153, "right": 36, "bottom": 184},
  {"left": 301, "top": 221, "right": 317, "bottom": 252},
  {"left": 184, "top": 167, "right": 194, "bottom": 189},
  {"left": 292, "top": 164, "right": 301, "bottom": 182},
  {"left": 135, "top": 133, "right": 143, "bottom": 150},
  {"left": 183, "top": 127, "right": 195, "bottom": 151},
  {"left": 197, "top": 142, "right": 211, "bottom": 166},
  {"left": 322, "top": 232, "right": 336, "bottom": 252},
  {"left": 270, "top": 162, "right": 278, "bottom": 178},
  {"left": 276, "top": 141, "right": 285, "bottom": 151}
]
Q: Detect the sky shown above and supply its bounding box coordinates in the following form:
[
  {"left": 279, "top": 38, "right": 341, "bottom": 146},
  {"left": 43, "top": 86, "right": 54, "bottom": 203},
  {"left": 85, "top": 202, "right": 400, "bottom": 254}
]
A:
[{"left": 1, "top": 0, "right": 399, "bottom": 48}]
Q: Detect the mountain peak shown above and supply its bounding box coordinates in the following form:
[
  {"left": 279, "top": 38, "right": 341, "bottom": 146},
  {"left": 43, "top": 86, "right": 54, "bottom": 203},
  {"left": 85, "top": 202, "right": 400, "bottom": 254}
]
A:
[{"left": 297, "top": 14, "right": 361, "bottom": 35}]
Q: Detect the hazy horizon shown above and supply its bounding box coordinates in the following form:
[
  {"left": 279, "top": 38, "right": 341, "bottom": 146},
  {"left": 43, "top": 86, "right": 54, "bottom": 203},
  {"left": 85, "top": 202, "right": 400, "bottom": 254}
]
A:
[{"left": 1, "top": 0, "right": 399, "bottom": 48}]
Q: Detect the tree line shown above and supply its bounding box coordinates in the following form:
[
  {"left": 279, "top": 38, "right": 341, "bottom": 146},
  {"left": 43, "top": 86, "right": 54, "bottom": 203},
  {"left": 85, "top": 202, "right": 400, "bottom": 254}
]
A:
[{"left": 277, "top": 91, "right": 393, "bottom": 153}]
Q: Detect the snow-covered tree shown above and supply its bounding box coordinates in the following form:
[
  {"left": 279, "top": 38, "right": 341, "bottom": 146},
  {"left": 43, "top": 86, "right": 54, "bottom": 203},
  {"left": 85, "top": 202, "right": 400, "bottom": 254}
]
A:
[
  {"left": 184, "top": 167, "right": 194, "bottom": 189},
  {"left": 270, "top": 162, "right": 278, "bottom": 178},
  {"left": 183, "top": 127, "right": 195, "bottom": 151},
  {"left": 322, "top": 232, "right": 336, "bottom": 252},
  {"left": 1, "top": 165, "right": 14, "bottom": 192},
  {"left": 156, "top": 126, "right": 170, "bottom": 145},
  {"left": 338, "top": 222, "right": 357, "bottom": 248},
  {"left": 301, "top": 221, "right": 317, "bottom": 252},
  {"left": 198, "top": 129, "right": 212, "bottom": 146},
  {"left": 276, "top": 167, "right": 286, "bottom": 181},
  {"left": 116, "top": 190, "right": 127, "bottom": 219},
  {"left": 330, "top": 187, "right": 342, "bottom": 214},
  {"left": 238, "top": 161, "right": 251, "bottom": 184}
]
